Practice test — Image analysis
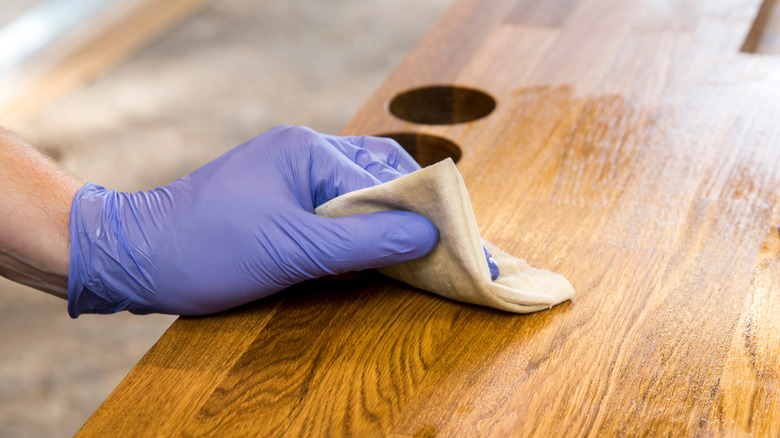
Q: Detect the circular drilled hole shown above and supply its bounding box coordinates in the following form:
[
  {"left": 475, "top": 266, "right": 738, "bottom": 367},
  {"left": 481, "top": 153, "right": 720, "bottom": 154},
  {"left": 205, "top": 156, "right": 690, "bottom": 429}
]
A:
[
  {"left": 377, "top": 132, "right": 462, "bottom": 167},
  {"left": 389, "top": 85, "right": 496, "bottom": 125}
]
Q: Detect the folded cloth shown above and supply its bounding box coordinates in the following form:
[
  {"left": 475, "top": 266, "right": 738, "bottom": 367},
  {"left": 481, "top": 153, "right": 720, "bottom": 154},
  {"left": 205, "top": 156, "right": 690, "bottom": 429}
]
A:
[{"left": 315, "top": 158, "right": 574, "bottom": 313}]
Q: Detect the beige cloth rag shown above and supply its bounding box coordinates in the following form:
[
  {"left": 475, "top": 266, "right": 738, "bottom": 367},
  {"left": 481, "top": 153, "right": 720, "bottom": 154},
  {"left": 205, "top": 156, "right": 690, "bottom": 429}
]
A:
[{"left": 315, "top": 158, "right": 574, "bottom": 313}]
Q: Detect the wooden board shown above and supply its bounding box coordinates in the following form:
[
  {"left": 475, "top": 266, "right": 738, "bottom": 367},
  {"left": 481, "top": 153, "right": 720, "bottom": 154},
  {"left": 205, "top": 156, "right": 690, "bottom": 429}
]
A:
[{"left": 77, "top": 0, "right": 780, "bottom": 436}]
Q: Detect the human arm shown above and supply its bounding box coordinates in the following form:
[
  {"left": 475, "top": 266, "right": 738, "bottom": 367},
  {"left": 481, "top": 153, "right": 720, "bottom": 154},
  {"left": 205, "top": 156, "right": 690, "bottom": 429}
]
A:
[
  {"left": 0, "top": 127, "right": 83, "bottom": 298},
  {"left": 0, "top": 124, "right": 437, "bottom": 315},
  {"left": 2, "top": 124, "right": 497, "bottom": 317}
]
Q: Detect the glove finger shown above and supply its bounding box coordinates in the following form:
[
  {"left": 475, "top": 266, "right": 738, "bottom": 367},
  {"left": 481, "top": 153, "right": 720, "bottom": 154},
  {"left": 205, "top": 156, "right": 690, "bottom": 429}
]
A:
[
  {"left": 321, "top": 135, "right": 416, "bottom": 182},
  {"left": 340, "top": 135, "right": 421, "bottom": 174},
  {"left": 263, "top": 127, "right": 381, "bottom": 207},
  {"left": 301, "top": 210, "right": 438, "bottom": 276},
  {"left": 306, "top": 146, "right": 383, "bottom": 207},
  {"left": 483, "top": 244, "right": 500, "bottom": 280}
]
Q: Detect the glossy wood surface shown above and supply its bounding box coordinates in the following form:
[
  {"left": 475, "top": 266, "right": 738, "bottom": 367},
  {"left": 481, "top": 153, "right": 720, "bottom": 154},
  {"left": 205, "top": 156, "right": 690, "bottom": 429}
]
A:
[{"left": 78, "top": 0, "right": 780, "bottom": 436}]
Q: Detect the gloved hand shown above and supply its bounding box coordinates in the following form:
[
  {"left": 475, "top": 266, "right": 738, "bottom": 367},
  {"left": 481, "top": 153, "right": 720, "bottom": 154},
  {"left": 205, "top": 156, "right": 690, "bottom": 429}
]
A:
[{"left": 67, "top": 125, "right": 441, "bottom": 317}]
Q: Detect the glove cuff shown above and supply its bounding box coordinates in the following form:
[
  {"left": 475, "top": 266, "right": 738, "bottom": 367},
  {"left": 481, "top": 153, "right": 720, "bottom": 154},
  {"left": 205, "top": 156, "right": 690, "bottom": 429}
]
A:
[{"left": 67, "top": 183, "right": 155, "bottom": 317}]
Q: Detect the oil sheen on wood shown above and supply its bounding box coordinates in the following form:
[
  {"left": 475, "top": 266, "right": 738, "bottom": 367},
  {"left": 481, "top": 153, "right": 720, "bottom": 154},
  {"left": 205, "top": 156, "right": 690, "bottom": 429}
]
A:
[{"left": 77, "top": 0, "right": 780, "bottom": 436}]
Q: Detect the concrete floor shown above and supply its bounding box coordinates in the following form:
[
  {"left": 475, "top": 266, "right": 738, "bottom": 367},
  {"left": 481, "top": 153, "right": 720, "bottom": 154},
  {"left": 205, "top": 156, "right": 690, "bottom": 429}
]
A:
[{"left": 0, "top": 0, "right": 452, "bottom": 436}]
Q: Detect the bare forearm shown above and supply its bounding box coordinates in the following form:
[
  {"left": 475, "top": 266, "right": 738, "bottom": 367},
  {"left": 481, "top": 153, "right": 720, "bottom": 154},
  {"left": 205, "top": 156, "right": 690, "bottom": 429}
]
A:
[{"left": 0, "top": 127, "right": 83, "bottom": 298}]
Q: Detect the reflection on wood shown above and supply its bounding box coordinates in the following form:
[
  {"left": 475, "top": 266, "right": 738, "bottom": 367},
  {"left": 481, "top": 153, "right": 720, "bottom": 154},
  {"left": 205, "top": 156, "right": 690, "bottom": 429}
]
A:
[{"left": 78, "top": 0, "right": 780, "bottom": 436}]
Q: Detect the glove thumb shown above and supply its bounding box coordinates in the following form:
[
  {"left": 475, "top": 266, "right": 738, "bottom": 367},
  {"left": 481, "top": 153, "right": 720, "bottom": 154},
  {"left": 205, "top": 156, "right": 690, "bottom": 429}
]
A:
[{"left": 314, "top": 210, "right": 438, "bottom": 274}]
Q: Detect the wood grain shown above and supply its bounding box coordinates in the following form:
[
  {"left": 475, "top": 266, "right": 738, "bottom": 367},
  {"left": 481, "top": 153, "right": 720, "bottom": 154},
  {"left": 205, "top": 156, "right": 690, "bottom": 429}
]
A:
[{"left": 78, "top": 0, "right": 780, "bottom": 436}]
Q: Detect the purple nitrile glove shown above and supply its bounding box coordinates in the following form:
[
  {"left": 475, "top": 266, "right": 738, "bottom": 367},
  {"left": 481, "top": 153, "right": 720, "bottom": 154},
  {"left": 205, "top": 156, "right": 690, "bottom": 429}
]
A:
[
  {"left": 67, "top": 125, "right": 441, "bottom": 317},
  {"left": 67, "top": 125, "right": 499, "bottom": 317}
]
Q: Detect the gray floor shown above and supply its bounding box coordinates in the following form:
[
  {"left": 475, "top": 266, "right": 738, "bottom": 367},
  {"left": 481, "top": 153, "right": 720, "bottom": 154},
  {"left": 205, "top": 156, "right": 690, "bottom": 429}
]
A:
[{"left": 0, "top": 0, "right": 452, "bottom": 436}]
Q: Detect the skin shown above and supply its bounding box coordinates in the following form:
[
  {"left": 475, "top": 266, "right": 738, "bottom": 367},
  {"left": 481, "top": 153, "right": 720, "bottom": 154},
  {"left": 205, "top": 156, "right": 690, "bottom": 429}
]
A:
[{"left": 0, "top": 127, "right": 83, "bottom": 298}]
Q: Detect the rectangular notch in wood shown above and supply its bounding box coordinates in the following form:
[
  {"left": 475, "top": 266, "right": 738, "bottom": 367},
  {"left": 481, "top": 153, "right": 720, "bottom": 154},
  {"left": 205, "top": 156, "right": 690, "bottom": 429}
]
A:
[{"left": 741, "top": 0, "right": 780, "bottom": 54}]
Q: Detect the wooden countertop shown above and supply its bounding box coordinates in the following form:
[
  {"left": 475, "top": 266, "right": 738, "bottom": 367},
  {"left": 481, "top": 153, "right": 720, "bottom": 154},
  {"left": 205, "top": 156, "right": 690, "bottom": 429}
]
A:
[{"left": 77, "top": 0, "right": 780, "bottom": 436}]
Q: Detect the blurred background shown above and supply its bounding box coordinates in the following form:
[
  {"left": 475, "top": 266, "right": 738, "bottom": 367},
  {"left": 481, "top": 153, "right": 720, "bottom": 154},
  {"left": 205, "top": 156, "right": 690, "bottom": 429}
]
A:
[{"left": 0, "top": 0, "right": 452, "bottom": 436}]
